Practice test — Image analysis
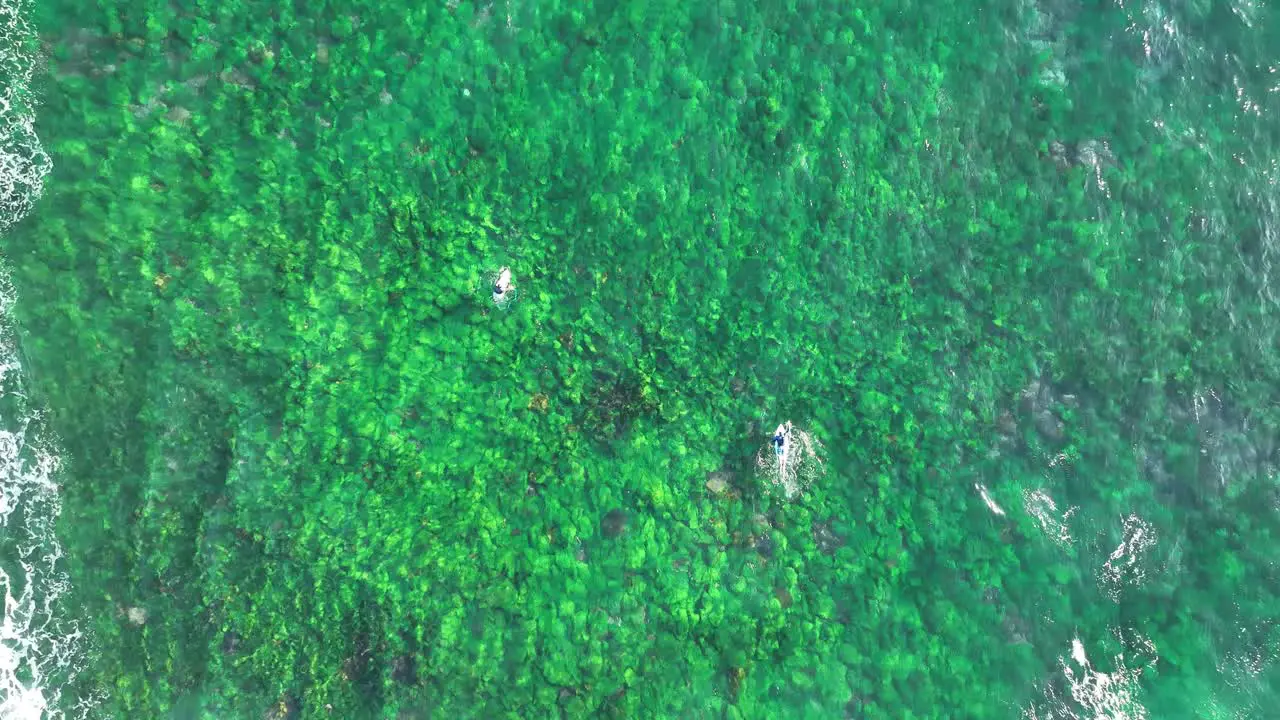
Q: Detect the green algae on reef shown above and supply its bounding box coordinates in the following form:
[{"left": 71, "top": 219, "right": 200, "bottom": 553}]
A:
[{"left": 7, "top": 0, "right": 1280, "bottom": 717}]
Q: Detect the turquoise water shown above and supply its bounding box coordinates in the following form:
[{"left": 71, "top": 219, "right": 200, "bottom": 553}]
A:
[{"left": 3, "top": 0, "right": 1280, "bottom": 717}]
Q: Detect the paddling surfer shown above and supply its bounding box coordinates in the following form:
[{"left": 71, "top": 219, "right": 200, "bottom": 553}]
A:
[{"left": 492, "top": 266, "right": 514, "bottom": 306}]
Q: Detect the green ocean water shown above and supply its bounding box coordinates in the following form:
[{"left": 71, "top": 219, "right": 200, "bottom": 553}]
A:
[{"left": 4, "top": 0, "right": 1280, "bottom": 717}]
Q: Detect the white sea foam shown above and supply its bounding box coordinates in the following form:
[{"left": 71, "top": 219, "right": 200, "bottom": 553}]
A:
[
  {"left": 1060, "top": 635, "right": 1150, "bottom": 719},
  {"left": 1024, "top": 488, "right": 1077, "bottom": 549},
  {"left": 1023, "top": 632, "right": 1152, "bottom": 720},
  {"left": 0, "top": 2, "right": 93, "bottom": 717},
  {"left": 0, "top": 0, "right": 51, "bottom": 239},
  {"left": 0, "top": 279, "right": 93, "bottom": 720}
]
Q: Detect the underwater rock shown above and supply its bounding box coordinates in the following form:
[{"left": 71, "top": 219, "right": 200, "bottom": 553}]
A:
[
  {"left": 167, "top": 106, "right": 191, "bottom": 125},
  {"left": 996, "top": 409, "right": 1018, "bottom": 438},
  {"left": 726, "top": 666, "right": 745, "bottom": 703},
  {"left": 1019, "top": 378, "right": 1047, "bottom": 412},
  {"left": 1075, "top": 139, "right": 1113, "bottom": 169},
  {"left": 844, "top": 695, "right": 867, "bottom": 718},
  {"left": 1173, "top": 389, "right": 1271, "bottom": 496},
  {"left": 264, "top": 695, "right": 300, "bottom": 720},
  {"left": 1001, "top": 608, "right": 1032, "bottom": 646},
  {"left": 705, "top": 470, "right": 731, "bottom": 494},
  {"left": 600, "top": 509, "right": 628, "bottom": 539},
  {"left": 582, "top": 371, "right": 657, "bottom": 442},
  {"left": 391, "top": 654, "right": 417, "bottom": 685},
  {"left": 1035, "top": 409, "right": 1066, "bottom": 440},
  {"left": 528, "top": 393, "right": 549, "bottom": 413},
  {"left": 754, "top": 533, "right": 775, "bottom": 560},
  {"left": 812, "top": 521, "right": 845, "bottom": 555},
  {"left": 125, "top": 606, "right": 148, "bottom": 626},
  {"left": 218, "top": 67, "right": 257, "bottom": 91},
  {"left": 1020, "top": 377, "right": 1067, "bottom": 441},
  {"left": 1048, "top": 140, "right": 1071, "bottom": 170},
  {"left": 1136, "top": 442, "right": 1173, "bottom": 491},
  {"left": 1038, "top": 61, "right": 1067, "bottom": 89}
]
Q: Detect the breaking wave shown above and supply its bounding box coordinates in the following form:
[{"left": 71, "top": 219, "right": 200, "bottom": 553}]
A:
[{"left": 0, "top": 1, "right": 92, "bottom": 717}]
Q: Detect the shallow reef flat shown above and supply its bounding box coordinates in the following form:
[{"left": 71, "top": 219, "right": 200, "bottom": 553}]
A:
[{"left": 5, "top": 0, "right": 1280, "bottom": 717}]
